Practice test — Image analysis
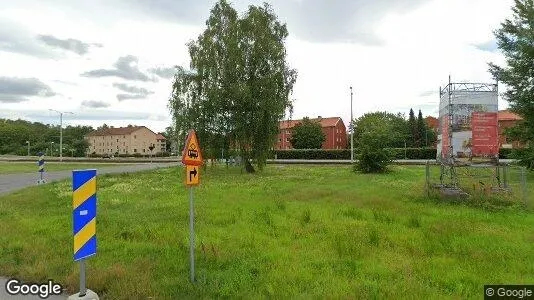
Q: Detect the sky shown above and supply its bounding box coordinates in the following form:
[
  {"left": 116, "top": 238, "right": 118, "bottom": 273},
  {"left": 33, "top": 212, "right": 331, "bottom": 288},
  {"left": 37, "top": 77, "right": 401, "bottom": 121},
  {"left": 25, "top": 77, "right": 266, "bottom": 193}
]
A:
[{"left": 0, "top": 0, "right": 514, "bottom": 132}]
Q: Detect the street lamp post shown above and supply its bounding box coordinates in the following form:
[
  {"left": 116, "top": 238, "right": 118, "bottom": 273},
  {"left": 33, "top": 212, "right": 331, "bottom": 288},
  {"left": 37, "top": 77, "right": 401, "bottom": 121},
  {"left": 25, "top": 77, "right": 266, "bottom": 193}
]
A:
[
  {"left": 49, "top": 109, "right": 74, "bottom": 162},
  {"left": 350, "top": 86, "right": 354, "bottom": 163},
  {"left": 26, "top": 140, "right": 30, "bottom": 156}
]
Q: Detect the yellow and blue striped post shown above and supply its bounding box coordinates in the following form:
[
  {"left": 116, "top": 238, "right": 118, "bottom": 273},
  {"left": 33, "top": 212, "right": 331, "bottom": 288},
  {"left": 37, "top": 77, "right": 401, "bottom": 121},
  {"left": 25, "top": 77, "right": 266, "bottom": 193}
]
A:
[
  {"left": 72, "top": 169, "right": 97, "bottom": 297},
  {"left": 37, "top": 152, "right": 45, "bottom": 184}
]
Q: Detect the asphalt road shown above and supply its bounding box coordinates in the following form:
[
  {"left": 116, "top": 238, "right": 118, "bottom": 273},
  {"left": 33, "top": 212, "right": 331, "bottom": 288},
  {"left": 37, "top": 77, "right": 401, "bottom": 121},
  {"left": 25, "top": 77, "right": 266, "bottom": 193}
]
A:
[{"left": 0, "top": 162, "right": 180, "bottom": 196}]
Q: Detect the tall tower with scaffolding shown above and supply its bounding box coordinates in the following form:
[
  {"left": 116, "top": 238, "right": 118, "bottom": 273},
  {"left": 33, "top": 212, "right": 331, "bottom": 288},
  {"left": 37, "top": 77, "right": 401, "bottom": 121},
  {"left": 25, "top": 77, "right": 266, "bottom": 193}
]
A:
[{"left": 436, "top": 76, "right": 499, "bottom": 189}]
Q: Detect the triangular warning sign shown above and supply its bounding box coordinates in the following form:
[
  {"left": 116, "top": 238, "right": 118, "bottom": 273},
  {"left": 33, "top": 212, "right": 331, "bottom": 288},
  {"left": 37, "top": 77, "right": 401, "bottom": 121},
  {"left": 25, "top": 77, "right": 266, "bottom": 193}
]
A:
[{"left": 181, "top": 129, "right": 203, "bottom": 166}]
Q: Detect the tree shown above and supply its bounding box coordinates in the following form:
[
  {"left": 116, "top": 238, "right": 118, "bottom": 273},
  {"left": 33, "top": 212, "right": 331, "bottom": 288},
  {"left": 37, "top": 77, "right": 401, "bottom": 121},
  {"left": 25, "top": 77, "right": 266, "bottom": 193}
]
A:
[
  {"left": 0, "top": 119, "right": 93, "bottom": 156},
  {"left": 168, "top": 0, "right": 297, "bottom": 172},
  {"left": 353, "top": 112, "right": 397, "bottom": 173},
  {"left": 489, "top": 0, "right": 534, "bottom": 168},
  {"left": 290, "top": 117, "right": 325, "bottom": 149},
  {"left": 97, "top": 124, "right": 109, "bottom": 131},
  {"left": 416, "top": 109, "right": 425, "bottom": 147},
  {"left": 353, "top": 112, "right": 408, "bottom": 149},
  {"left": 407, "top": 108, "right": 417, "bottom": 147}
]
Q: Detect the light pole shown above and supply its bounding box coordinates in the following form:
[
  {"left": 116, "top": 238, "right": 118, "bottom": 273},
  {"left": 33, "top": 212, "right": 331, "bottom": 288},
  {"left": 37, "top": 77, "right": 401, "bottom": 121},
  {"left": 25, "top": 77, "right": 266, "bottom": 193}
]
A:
[
  {"left": 49, "top": 109, "right": 74, "bottom": 162},
  {"left": 350, "top": 86, "right": 354, "bottom": 163},
  {"left": 51, "top": 142, "right": 54, "bottom": 156},
  {"left": 26, "top": 140, "right": 30, "bottom": 156}
]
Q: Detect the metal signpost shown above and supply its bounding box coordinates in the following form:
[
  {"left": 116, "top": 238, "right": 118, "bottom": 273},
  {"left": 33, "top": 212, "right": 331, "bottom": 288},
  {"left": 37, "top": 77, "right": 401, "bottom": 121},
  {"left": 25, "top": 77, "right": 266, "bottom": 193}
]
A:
[
  {"left": 69, "top": 169, "right": 99, "bottom": 300},
  {"left": 181, "top": 130, "right": 203, "bottom": 283},
  {"left": 37, "top": 152, "right": 45, "bottom": 184}
]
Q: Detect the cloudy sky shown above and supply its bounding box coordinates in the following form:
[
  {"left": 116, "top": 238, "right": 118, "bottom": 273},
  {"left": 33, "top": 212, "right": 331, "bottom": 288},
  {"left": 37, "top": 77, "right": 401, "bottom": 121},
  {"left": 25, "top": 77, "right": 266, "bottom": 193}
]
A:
[{"left": 0, "top": 0, "right": 513, "bottom": 132}]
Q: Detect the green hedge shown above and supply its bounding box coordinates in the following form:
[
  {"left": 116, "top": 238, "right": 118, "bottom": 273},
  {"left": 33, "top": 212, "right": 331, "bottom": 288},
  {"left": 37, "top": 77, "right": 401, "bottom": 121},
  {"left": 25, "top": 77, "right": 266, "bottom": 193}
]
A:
[
  {"left": 272, "top": 149, "right": 351, "bottom": 159},
  {"left": 88, "top": 152, "right": 170, "bottom": 158},
  {"left": 271, "top": 148, "right": 522, "bottom": 160},
  {"left": 390, "top": 148, "right": 437, "bottom": 160}
]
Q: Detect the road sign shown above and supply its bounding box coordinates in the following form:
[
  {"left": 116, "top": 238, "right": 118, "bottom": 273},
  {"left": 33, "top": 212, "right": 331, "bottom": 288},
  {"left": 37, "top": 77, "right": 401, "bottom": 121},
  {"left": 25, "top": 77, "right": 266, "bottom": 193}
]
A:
[
  {"left": 37, "top": 152, "right": 45, "bottom": 184},
  {"left": 186, "top": 165, "right": 200, "bottom": 186},
  {"left": 181, "top": 130, "right": 203, "bottom": 166},
  {"left": 38, "top": 152, "right": 44, "bottom": 172},
  {"left": 72, "top": 169, "right": 97, "bottom": 261}
]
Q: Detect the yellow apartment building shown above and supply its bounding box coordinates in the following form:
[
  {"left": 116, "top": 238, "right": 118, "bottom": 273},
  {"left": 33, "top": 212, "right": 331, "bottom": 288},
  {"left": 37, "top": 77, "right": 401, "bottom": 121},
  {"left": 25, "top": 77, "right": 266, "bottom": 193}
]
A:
[{"left": 85, "top": 125, "right": 166, "bottom": 156}]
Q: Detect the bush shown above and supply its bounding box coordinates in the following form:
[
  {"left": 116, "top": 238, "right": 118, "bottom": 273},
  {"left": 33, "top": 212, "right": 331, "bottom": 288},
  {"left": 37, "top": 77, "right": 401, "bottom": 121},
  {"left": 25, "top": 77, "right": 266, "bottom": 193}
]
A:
[
  {"left": 499, "top": 148, "right": 513, "bottom": 159},
  {"left": 353, "top": 148, "right": 393, "bottom": 173},
  {"left": 511, "top": 147, "right": 534, "bottom": 169},
  {"left": 155, "top": 151, "right": 171, "bottom": 157},
  {"left": 390, "top": 148, "right": 436, "bottom": 159},
  {"left": 271, "top": 148, "right": 518, "bottom": 160},
  {"left": 272, "top": 149, "right": 351, "bottom": 159}
]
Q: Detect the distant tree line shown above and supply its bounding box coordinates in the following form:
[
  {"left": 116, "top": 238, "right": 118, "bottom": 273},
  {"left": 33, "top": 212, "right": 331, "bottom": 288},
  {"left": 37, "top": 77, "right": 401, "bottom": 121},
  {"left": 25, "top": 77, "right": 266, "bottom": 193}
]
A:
[
  {"left": 0, "top": 119, "right": 93, "bottom": 156},
  {"left": 351, "top": 108, "right": 437, "bottom": 150}
]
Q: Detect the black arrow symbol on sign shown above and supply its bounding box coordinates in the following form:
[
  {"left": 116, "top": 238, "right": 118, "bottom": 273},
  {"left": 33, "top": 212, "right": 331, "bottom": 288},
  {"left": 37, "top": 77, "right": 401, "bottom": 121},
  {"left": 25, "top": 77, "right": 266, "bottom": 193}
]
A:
[{"left": 189, "top": 167, "right": 197, "bottom": 182}]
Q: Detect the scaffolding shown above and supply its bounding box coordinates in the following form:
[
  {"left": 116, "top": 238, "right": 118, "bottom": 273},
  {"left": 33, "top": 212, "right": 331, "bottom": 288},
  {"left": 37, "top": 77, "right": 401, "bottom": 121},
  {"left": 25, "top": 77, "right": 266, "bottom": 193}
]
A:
[{"left": 435, "top": 76, "right": 499, "bottom": 195}]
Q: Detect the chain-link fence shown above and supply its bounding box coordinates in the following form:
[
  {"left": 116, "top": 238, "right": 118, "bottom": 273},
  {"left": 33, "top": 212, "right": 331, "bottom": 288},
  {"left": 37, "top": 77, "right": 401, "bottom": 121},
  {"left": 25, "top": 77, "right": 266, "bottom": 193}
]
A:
[{"left": 425, "top": 162, "right": 531, "bottom": 208}]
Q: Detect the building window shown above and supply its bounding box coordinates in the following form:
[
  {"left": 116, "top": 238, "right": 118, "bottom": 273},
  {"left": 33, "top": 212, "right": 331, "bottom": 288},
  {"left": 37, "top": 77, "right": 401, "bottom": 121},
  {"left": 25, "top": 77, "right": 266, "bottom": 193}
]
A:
[
  {"left": 142, "top": 149, "right": 145, "bottom": 153},
  {"left": 123, "top": 135, "right": 125, "bottom": 138},
  {"left": 117, "top": 139, "right": 119, "bottom": 142},
  {"left": 134, "top": 135, "right": 136, "bottom": 139},
  {"left": 134, "top": 149, "right": 137, "bottom": 153},
  {"left": 286, "top": 138, "right": 289, "bottom": 142}
]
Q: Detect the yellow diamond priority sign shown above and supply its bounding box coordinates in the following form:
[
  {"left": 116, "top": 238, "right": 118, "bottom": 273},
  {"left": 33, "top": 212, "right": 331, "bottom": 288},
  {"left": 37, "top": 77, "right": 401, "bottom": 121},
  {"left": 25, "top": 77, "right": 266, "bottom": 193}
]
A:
[{"left": 181, "top": 130, "right": 203, "bottom": 166}]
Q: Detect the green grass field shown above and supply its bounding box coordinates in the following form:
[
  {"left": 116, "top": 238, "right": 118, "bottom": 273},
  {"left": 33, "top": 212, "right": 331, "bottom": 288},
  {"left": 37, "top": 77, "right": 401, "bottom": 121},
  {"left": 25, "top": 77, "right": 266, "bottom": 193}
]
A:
[
  {"left": 0, "top": 162, "right": 128, "bottom": 174},
  {"left": 0, "top": 165, "right": 533, "bottom": 299}
]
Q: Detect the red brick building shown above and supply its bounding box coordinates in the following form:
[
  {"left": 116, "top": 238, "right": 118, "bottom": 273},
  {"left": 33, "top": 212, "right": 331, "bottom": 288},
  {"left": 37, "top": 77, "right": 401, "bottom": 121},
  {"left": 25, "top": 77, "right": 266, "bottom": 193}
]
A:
[
  {"left": 424, "top": 116, "right": 439, "bottom": 133},
  {"left": 276, "top": 116, "right": 347, "bottom": 150},
  {"left": 498, "top": 110, "right": 523, "bottom": 148}
]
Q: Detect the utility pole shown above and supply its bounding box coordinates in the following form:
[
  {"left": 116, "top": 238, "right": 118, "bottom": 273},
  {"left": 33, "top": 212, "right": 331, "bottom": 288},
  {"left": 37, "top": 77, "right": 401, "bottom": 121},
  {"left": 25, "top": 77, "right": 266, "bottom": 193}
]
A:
[
  {"left": 350, "top": 86, "right": 354, "bottom": 163},
  {"left": 49, "top": 109, "right": 74, "bottom": 162}
]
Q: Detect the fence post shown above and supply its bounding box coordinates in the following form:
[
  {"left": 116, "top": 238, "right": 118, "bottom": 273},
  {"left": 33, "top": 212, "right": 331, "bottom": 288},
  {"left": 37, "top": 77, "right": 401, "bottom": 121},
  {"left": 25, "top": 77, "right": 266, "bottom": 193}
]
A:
[
  {"left": 495, "top": 165, "right": 501, "bottom": 187},
  {"left": 426, "top": 161, "right": 430, "bottom": 197},
  {"left": 521, "top": 167, "right": 527, "bottom": 207},
  {"left": 503, "top": 164, "right": 508, "bottom": 189}
]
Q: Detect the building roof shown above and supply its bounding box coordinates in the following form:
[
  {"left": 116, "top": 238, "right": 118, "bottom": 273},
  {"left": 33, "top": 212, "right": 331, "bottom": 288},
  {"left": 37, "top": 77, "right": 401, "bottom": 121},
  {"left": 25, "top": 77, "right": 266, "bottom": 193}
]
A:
[
  {"left": 279, "top": 117, "right": 342, "bottom": 130},
  {"left": 498, "top": 110, "right": 522, "bottom": 121},
  {"left": 86, "top": 125, "right": 149, "bottom": 137},
  {"left": 424, "top": 116, "right": 439, "bottom": 129},
  {"left": 155, "top": 134, "right": 166, "bottom": 140}
]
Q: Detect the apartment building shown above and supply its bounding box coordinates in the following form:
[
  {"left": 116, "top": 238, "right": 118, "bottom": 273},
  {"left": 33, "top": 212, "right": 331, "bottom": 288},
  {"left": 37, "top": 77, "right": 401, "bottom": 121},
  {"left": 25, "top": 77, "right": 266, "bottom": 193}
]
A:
[
  {"left": 277, "top": 116, "right": 347, "bottom": 150},
  {"left": 86, "top": 125, "right": 166, "bottom": 155},
  {"left": 498, "top": 110, "right": 524, "bottom": 148}
]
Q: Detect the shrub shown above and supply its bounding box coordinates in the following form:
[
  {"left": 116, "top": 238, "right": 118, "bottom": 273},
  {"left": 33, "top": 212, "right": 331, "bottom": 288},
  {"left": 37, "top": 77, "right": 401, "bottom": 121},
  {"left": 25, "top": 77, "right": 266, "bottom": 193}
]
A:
[
  {"left": 511, "top": 147, "right": 534, "bottom": 170},
  {"left": 390, "top": 148, "right": 436, "bottom": 159},
  {"left": 354, "top": 147, "right": 393, "bottom": 173},
  {"left": 155, "top": 151, "right": 171, "bottom": 157},
  {"left": 272, "top": 149, "right": 351, "bottom": 159}
]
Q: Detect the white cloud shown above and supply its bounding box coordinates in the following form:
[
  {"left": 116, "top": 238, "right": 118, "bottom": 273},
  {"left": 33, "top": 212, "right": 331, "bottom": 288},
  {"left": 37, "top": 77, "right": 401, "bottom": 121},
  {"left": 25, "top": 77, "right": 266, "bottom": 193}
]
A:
[{"left": 0, "top": 0, "right": 516, "bottom": 132}]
